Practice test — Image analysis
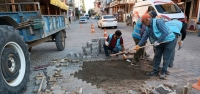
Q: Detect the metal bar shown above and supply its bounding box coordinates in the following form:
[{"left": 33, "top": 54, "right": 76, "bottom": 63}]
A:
[
  {"left": 0, "top": 2, "right": 40, "bottom": 6},
  {"left": 18, "top": 4, "right": 21, "bottom": 11}
]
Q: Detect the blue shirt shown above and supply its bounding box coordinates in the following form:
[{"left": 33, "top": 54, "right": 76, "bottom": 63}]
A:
[{"left": 138, "top": 19, "right": 169, "bottom": 46}]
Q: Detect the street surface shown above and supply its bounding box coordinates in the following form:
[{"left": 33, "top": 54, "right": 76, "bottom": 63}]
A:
[{"left": 25, "top": 18, "right": 200, "bottom": 94}]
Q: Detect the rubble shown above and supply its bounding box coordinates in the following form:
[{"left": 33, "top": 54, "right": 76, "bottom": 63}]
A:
[
  {"left": 163, "top": 82, "right": 178, "bottom": 90},
  {"left": 183, "top": 83, "right": 192, "bottom": 94}
]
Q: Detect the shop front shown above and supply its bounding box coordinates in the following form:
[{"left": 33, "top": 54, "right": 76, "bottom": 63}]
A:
[{"left": 182, "top": 0, "right": 200, "bottom": 32}]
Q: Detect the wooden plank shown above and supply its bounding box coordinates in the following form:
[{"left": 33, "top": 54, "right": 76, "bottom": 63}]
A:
[
  {"left": 10, "top": 0, "right": 16, "bottom": 12},
  {"left": 55, "top": 7, "right": 57, "bottom": 15}
]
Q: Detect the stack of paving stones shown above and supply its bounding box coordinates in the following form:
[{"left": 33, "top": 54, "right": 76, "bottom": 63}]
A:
[
  {"left": 98, "top": 37, "right": 106, "bottom": 54},
  {"left": 82, "top": 37, "right": 106, "bottom": 59}
]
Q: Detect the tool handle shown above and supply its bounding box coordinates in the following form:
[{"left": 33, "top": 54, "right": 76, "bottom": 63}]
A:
[
  {"left": 110, "top": 51, "right": 126, "bottom": 57},
  {"left": 139, "top": 41, "right": 169, "bottom": 49}
]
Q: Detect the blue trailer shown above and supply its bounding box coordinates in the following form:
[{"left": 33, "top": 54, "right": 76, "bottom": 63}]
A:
[{"left": 0, "top": 1, "right": 68, "bottom": 93}]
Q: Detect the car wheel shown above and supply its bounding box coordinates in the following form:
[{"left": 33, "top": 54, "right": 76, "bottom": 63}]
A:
[
  {"left": 97, "top": 23, "right": 100, "bottom": 28},
  {"left": 126, "top": 21, "right": 129, "bottom": 26},
  {"left": 101, "top": 24, "right": 104, "bottom": 29}
]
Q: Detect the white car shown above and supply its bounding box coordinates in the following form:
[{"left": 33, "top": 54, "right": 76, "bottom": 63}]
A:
[
  {"left": 97, "top": 15, "right": 117, "bottom": 29},
  {"left": 79, "top": 16, "right": 87, "bottom": 23}
]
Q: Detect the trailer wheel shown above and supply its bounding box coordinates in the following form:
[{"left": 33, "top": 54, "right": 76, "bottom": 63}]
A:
[
  {"left": 0, "top": 25, "right": 30, "bottom": 94},
  {"left": 55, "top": 31, "right": 65, "bottom": 51}
]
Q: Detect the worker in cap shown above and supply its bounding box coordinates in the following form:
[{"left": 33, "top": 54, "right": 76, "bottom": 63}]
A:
[
  {"left": 133, "top": 13, "right": 179, "bottom": 79},
  {"left": 148, "top": 11, "right": 157, "bottom": 18},
  {"left": 131, "top": 13, "right": 150, "bottom": 66}
]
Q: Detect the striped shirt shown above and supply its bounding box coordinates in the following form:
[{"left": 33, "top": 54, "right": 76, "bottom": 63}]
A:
[{"left": 138, "top": 19, "right": 169, "bottom": 46}]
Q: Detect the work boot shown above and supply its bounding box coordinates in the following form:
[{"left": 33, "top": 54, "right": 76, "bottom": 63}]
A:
[
  {"left": 146, "top": 71, "right": 159, "bottom": 76},
  {"left": 131, "top": 60, "right": 141, "bottom": 66},
  {"left": 160, "top": 73, "right": 166, "bottom": 79},
  {"left": 166, "top": 71, "right": 170, "bottom": 75}
]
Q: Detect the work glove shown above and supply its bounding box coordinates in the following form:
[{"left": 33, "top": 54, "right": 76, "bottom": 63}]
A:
[
  {"left": 178, "top": 41, "right": 183, "bottom": 45},
  {"left": 123, "top": 54, "right": 127, "bottom": 60},
  {"left": 105, "top": 41, "right": 109, "bottom": 46},
  {"left": 134, "top": 45, "right": 140, "bottom": 51},
  {"left": 154, "top": 41, "right": 160, "bottom": 46}
]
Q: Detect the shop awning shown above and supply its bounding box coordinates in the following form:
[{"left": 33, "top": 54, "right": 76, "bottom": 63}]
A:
[{"left": 50, "top": 0, "right": 69, "bottom": 10}]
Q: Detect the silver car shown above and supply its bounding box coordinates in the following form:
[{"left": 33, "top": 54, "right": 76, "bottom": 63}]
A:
[{"left": 79, "top": 16, "right": 88, "bottom": 23}]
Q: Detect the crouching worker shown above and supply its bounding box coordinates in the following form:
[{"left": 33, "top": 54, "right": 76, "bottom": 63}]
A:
[{"left": 104, "top": 30, "right": 125, "bottom": 57}]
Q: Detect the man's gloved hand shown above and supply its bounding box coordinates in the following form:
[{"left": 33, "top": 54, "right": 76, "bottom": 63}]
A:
[
  {"left": 134, "top": 45, "right": 140, "bottom": 51},
  {"left": 178, "top": 41, "right": 183, "bottom": 45},
  {"left": 154, "top": 41, "right": 160, "bottom": 46},
  {"left": 105, "top": 41, "right": 109, "bottom": 46}
]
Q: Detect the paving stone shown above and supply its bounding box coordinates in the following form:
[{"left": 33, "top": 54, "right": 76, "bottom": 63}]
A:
[
  {"left": 35, "top": 79, "right": 41, "bottom": 85},
  {"left": 74, "top": 53, "right": 79, "bottom": 58},
  {"left": 184, "top": 77, "right": 195, "bottom": 81},
  {"left": 176, "top": 72, "right": 194, "bottom": 76},
  {"left": 33, "top": 86, "right": 39, "bottom": 93},
  {"left": 163, "top": 82, "right": 178, "bottom": 90},
  {"left": 42, "top": 80, "right": 47, "bottom": 91},
  {"left": 54, "top": 68, "right": 62, "bottom": 72},
  {"left": 61, "top": 63, "right": 69, "bottom": 66},
  {"left": 49, "top": 77, "right": 57, "bottom": 82},
  {"left": 91, "top": 39, "right": 98, "bottom": 42},
  {"left": 193, "top": 76, "right": 200, "bottom": 80},
  {"left": 155, "top": 84, "right": 172, "bottom": 94}
]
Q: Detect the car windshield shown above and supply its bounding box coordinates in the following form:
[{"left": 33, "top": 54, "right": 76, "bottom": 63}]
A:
[
  {"left": 80, "top": 17, "right": 86, "bottom": 19},
  {"left": 103, "top": 16, "right": 114, "bottom": 19},
  {"left": 155, "top": 3, "right": 181, "bottom": 13}
]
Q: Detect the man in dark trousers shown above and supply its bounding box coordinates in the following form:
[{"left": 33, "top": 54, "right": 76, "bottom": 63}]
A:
[
  {"left": 132, "top": 17, "right": 149, "bottom": 65},
  {"left": 168, "top": 19, "right": 187, "bottom": 68},
  {"left": 104, "top": 30, "right": 125, "bottom": 57},
  {"left": 68, "top": 16, "right": 71, "bottom": 24},
  {"left": 134, "top": 14, "right": 181, "bottom": 79}
]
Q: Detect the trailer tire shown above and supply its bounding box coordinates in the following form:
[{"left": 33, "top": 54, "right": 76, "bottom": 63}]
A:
[
  {"left": 0, "top": 25, "right": 30, "bottom": 94},
  {"left": 55, "top": 31, "right": 65, "bottom": 51}
]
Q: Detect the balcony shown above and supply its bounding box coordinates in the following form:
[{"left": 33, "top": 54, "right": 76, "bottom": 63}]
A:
[
  {"left": 119, "top": 0, "right": 126, "bottom": 4},
  {"left": 67, "top": 0, "right": 74, "bottom": 6},
  {"left": 127, "top": 0, "right": 136, "bottom": 3}
]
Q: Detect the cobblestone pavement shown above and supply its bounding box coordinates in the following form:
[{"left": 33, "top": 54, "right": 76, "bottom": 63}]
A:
[{"left": 25, "top": 19, "right": 200, "bottom": 94}]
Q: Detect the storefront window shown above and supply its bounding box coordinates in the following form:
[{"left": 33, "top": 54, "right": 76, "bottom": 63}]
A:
[{"left": 192, "top": 0, "right": 199, "bottom": 17}]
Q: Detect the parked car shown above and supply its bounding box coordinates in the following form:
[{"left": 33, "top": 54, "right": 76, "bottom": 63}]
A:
[
  {"left": 79, "top": 16, "right": 88, "bottom": 23},
  {"left": 97, "top": 15, "right": 117, "bottom": 29},
  {"left": 94, "top": 16, "right": 99, "bottom": 19},
  {"left": 84, "top": 14, "right": 89, "bottom": 19},
  {"left": 131, "top": 0, "right": 185, "bottom": 28}
]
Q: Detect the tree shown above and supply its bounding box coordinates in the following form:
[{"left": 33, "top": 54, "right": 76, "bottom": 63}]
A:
[
  {"left": 75, "top": 9, "right": 80, "bottom": 19},
  {"left": 88, "top": 9, "right": 94, "bottom": 17},
  {"left": 82, "top": 0, "right": 86, "bottom": 13}
]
